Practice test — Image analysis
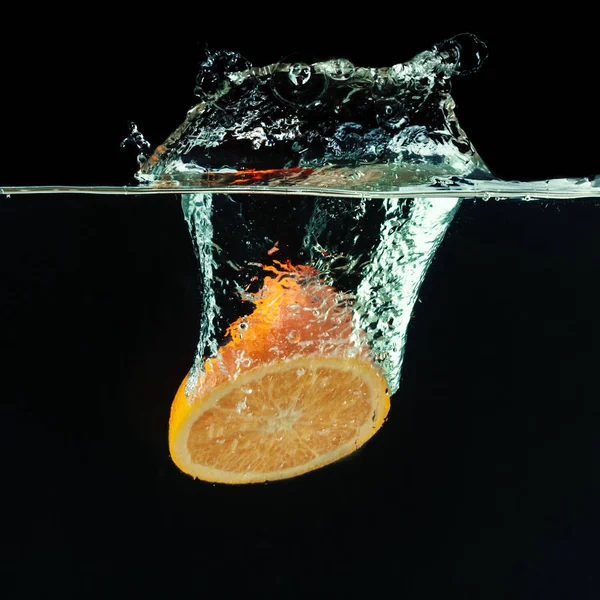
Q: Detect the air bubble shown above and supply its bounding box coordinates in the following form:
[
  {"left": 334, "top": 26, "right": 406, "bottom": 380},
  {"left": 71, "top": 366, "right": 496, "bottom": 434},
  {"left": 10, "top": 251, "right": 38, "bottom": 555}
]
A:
[
  {"left": 271, "top": 59, "right": 328, "bottom": 107},
  {"left": 287, "top": 330, "right": 301, "bottom": 343},
  {"left": 374, "top": 98, "right": 408, "bottom": 130},
  {"left": 289, "top": 63, "right": 311, "bottom": 87}
]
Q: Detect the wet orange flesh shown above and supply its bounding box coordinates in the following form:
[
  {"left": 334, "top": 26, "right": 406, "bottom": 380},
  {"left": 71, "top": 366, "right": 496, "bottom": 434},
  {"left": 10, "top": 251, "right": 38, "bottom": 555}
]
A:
[
  {"left": 169, "top": 262, "right": 390, "bottom": 482},
  {"left": 187, "top": 364, "right": 372, "bottom": 472}
]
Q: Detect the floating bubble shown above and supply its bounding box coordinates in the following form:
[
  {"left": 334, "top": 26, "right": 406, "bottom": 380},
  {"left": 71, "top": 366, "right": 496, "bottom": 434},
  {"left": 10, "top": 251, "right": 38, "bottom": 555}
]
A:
[{"left": 270, "top": 61, "right": 329, "bottom": 108}]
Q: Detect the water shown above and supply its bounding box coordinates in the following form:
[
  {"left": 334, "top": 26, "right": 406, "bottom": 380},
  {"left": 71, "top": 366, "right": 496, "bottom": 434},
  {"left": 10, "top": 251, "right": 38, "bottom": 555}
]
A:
[
  {"left": 4, "top": 28, "right": 600, "bottom": 598},
  {"left": 3, "top": 33, "right": 600, "bottom": 481}
]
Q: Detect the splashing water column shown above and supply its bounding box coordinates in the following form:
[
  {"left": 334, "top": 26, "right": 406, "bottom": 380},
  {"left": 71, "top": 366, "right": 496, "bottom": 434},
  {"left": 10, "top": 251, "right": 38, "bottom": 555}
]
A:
[{"left": 182, "top": 193, "right": 462, "bottom": 397}]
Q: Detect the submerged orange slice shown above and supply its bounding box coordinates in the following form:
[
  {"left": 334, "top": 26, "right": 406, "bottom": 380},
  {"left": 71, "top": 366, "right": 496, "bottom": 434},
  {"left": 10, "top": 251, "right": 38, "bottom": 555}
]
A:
[{"left": 168, "top": 262, "right": 390, "bottom": 483}]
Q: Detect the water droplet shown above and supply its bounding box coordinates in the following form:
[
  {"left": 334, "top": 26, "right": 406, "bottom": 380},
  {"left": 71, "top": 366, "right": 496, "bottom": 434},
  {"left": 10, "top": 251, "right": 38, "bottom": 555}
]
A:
[
  {"left": 240, "top": 386, "right": 253, "bottom": 395},
  {"left": 121, "top": 121, "right": 152, "bottom": 158},
  {"left": 287, "top": 330, "right": 301, "bottom": 343}
]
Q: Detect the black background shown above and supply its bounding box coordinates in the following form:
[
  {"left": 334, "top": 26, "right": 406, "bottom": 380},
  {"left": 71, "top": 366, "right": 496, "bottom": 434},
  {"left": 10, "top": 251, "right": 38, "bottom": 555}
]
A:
[{"left": 2, "top": 14, "right": 599, "bottom": 599}]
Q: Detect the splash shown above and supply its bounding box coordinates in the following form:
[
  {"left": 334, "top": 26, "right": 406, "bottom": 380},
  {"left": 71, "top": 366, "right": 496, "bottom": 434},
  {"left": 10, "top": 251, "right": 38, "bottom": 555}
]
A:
[{"left": 137, "top": 34, "right": 491, "bottom": 193}]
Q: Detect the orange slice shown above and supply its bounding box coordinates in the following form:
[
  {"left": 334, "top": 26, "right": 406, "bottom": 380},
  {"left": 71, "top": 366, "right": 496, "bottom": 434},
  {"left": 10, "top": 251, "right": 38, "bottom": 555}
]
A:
[{"left": 168, "top": 261, "right": 390, "bottom": 483}]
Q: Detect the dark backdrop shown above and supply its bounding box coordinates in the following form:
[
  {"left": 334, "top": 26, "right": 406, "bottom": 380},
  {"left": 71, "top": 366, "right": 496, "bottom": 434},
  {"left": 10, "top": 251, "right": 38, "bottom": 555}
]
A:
[{"left": 2, "top": 16, "right": 599, "bottom": 599}]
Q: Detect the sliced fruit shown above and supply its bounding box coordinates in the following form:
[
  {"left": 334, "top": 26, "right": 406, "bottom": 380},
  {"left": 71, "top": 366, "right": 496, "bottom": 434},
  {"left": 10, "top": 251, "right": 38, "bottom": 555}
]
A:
[{"left": 168, "top": 261, "right": 390, "bottom": 483}]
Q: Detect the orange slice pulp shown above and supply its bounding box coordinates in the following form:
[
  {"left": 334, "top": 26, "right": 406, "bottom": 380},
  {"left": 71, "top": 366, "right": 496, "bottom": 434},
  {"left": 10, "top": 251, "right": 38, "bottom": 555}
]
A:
[{"left": 168, "top": 261, "right": 390, "bottom": 483}]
